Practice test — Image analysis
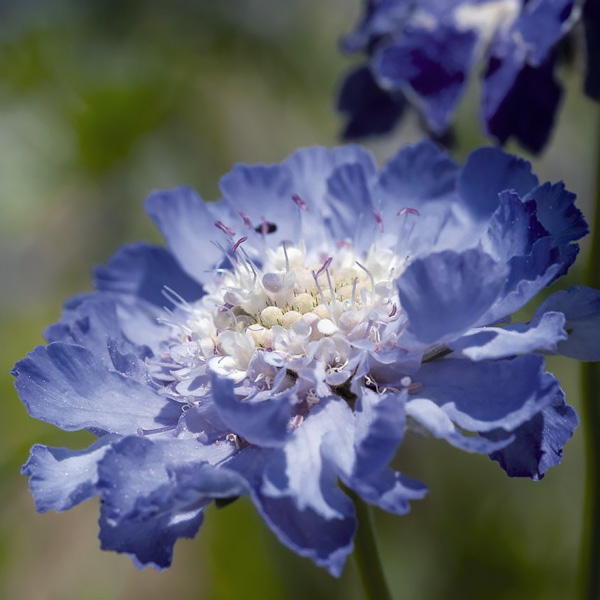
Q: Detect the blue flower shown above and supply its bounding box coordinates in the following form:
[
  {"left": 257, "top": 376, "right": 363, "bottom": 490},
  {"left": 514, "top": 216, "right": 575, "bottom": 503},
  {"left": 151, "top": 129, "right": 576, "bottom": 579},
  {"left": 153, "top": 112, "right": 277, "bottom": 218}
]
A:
[
  {"left": 14, "top": 141, "right": 599, "bottom": 575},
  {"left": 339, "top": 0, "right": 593, "bottom": 153}
]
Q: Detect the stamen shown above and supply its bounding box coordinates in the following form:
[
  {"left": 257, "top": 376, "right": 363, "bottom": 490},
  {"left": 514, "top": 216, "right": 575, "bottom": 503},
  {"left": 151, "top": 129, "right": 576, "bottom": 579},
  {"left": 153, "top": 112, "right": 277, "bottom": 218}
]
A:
[
  {"left": 389, "top": 304, "right": 397, "bottom": 317},
  {"left": 311, "top": 270, "right": 328, "bottom": 306},
  {"left": 161, "top": 286, "right": 191, "bottom": 310},
  {"left": 397, "top": 207, "right": 420, "bottom": 217},
  {"left": 325, "top": 268, "right": 336, "bottom": 305},
  {"left": 316, "top": 256, "right": 333, "bottom": 278},
  {"left": 238, "top": 211, "right": 253, "bottom": 229},
  {"left": 137, "top": 424, "right": 177, "bottom": 436},
  {"left": 351, "top": 277, "right": 358, "bottom": 310},
  {"left": 232, "top": 236, "right": 248, "bottom": 253},
  {"left": 215, "top": 221, "right": 236, "bottom": 237},
  {"left": 282, "top": 241, "right": 290, "bottom": 273},
  {"left": 291, "top": 193, "right": 309, "bottom": 211},
  {"left": 355, "top": 261, "right": 375, "bottom": 302},
  {"left": 372, "top": 208, "right": 384, "bottom": 233},
  {"left": 261, "top": 217, "right": 269, "bottom": 236}
]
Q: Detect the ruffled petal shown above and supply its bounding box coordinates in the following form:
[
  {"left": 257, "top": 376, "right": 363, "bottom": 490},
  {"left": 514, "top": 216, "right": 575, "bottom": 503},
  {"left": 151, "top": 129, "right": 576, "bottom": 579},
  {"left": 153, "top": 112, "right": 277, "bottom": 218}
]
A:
[
  {"left": 21, "top": 435, "right": 117, "bottom": 512},
  {"left": 524, "top": 181, "right": 588, "bottom": 244},
  {"left": 405, "top": 398, "right": 512, "bottom": 453},
  {"left": 211, "top": 375, "right": 292, "bottom": 447},
  {"left": 324, "top": 162, "right": 377, "bottom": 248},
  {"left": 397, "top": 248, "right": 509, "bottom": 346},
  {"left": 457, "top": 147, "right": 538, "bottom": 221},
  {"left": 414, "top": 355, "right": 559, "bottom": 433},
  {"left": 44, "top": 295, "right": 152, "bottom": 378},
  {"left": 352, "top": 387, "right": 406, "bottom": 478},
  {"left": 94, "top": 241, "right": 204, "bottom": 307},
  {"left": 482, "top": 191, "right": 547, "bottom": 262},
  {"left": 98, "top": 436, "right": 237, "bottom": 569},
  {"left": 219, "top": 163, "right": 297, "bottom": 249},
  {"left": 485, "top": 389, "right": 578, "bottom": 480},
  {"left": 13, "top": 343, "right": 180, "bottom": 435},
  {"left": 228, "top": 446, "right": 356, "bottom": 577},
  {"left": 145, "top": 186, "right": 230, "bottom": 284},
  {"left": 349, "top": 467, "right": 427, "bottom": 515},
  {"left": 535, "top": 286, "right": 600, "bottom": 360},
  {"left": 378, "top": 140, "right": 457, "bottom": 209},
  {"left": 262, "top": 399, "right": 354, "bottom": 520},
  {"left": 450, "top": 311, "right": 567, "bottom": 361}
]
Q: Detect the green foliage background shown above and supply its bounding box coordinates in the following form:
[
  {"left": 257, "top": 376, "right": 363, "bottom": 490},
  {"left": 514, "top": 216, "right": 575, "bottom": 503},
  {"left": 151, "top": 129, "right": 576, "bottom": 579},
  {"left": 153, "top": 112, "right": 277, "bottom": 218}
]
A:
[{"left": 0, "top": 2, "right": 597, "bottom": 598}]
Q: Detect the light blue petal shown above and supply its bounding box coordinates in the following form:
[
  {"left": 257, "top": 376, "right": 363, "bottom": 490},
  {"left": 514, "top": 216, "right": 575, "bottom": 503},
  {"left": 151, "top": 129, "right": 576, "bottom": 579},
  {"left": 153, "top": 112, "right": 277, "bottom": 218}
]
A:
[
  {"left": 405, "top": 398, "right": 514, "bottom": 453},
  {"left": 44, "top": 295, "right": 152, "bottom": 378},
  {"left": 482, "top": 191, "right": 547, "bottom": 262},
  {"left": 94, "top": 241, "right": 204, "bottom": 307},
  {"left": 378, "top": 140, "right": 457, "bottom": 208},
  {"left": 349, "top": 468, "right": 427, "bottom": 515},
  {"left": 229, "top": 446, "right": 356, "bottom": 577},
  {"left": 211, "top": 374, "right": 292, "bottom": 447},
  {"left": 13, "top": 343, "right": 181, "bottom": 435},
  {"left": 457, "top": 147, "right": 538, "bottom": 220},
  {"left": 145, "top": 186, "right": 229, "bottom": 284},
  {"left": 262, "top": 399, "right": 354, "bottom": 520},
  {"left": 98, "top": 436, "right": 237, "bottom": 569},
  {"left": 397, "top": 249, "right": 508, "bottom": 345},
  {"left": 352, "top": 387, "right": 406, "bottom": 478},
  {"left": 21, "top": 435, "right": 117, "bottom": 512},
  {"left": 414, "top": 355, "right": 559, "bottom": 433},
  {"left": 450, "top": 311, "right": 567, "bottom": 360},
  {"left": 325, "top": 162, "right": 377, "bottom": 248}
]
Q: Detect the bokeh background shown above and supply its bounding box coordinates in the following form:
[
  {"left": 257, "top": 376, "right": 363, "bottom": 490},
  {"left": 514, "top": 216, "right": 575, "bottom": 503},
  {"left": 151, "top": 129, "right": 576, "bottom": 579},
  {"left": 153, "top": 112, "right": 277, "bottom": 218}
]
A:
[{"left": 0, "top": 1, "right": 597, "bottom": 599}]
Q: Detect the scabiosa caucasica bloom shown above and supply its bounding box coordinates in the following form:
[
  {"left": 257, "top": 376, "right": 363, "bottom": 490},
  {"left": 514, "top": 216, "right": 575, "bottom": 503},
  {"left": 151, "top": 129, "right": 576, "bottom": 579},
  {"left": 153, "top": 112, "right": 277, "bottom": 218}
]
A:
[
  {"left": 338, "top": 0, "right": 599, "bottom": 153},
  {"left": 13, "top": 141, "right": 600, "bottom": 575}
]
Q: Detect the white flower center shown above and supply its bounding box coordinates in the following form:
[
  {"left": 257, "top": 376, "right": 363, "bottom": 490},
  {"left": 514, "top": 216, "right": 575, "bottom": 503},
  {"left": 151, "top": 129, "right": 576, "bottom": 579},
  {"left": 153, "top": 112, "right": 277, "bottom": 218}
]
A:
[{"left": 159, "top": 240, "right": 407, "bottom": 389}]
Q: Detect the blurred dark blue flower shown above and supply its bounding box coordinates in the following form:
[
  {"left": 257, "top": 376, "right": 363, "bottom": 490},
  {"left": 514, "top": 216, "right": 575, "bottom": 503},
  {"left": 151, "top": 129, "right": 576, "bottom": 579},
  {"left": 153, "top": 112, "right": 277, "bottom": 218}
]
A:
[
  {"left": 14, "top": 141, "right": 600, "bottom": 574},
  {"left": 339, "top": 0, "right": 594, "bottom": 153}
]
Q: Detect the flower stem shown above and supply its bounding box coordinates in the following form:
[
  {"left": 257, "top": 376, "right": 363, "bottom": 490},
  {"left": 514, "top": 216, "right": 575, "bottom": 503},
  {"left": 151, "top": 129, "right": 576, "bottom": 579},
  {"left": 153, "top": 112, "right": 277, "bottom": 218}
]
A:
[
  {"left": 350, "top": 492, "right": 394, "bottom": 600},
  {"left": 579, "top": 113, "right": 600, "bottom": 600}
]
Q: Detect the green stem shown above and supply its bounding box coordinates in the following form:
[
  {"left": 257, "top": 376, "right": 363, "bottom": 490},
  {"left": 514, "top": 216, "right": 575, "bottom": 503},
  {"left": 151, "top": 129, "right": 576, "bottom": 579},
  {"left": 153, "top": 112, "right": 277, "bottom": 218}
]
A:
[
  {"left": 579, "top": 114, "right": 600, "bottom": 600},
  {"left": 350, "top": 492, "right": 394, "bottom": 600}
]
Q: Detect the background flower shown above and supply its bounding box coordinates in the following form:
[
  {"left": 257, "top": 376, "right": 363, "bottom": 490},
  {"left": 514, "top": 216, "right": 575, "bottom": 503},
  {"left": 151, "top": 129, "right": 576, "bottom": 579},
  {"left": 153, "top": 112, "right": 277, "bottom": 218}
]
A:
[
  {"left": 339, "top": 0, "right": 598, "bottom": 153},
  {"left": 13, "top": 140, "right": 600, "bottom": 579}
]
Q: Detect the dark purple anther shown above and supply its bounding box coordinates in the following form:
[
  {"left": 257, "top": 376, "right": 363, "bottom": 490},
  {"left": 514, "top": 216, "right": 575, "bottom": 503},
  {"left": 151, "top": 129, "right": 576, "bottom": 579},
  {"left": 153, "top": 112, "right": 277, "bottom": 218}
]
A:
[
  {"left": 238, "top": 211, "right": 253, "bottom": 229},
  {"left": 373, "top": 208, "right": 384, "bottom": 233},
  {"left": 397, "top": 207, "right": 420, "bottom": 217},
  {"left": 291, "top": 193, "right": 309, "bottom": 211},
  {"left": 215, "top": 221, "right": 236, "bottom": 237},
  {"left": 389, "top": 304, "right": 397, "bottom": 317},
  {"left": 232, "top": 236, "right": 248, "bottom": 253}
]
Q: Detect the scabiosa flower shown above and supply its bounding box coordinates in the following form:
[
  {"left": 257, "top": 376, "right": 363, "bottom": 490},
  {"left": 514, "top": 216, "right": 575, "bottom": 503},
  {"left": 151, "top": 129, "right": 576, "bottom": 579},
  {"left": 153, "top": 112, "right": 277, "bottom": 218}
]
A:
[
  {"left": 338, "top": 0, "right": 597, "bottom": 153},
  {"left": 14, "top": 141, "right": 600, "bottom": 575}
]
